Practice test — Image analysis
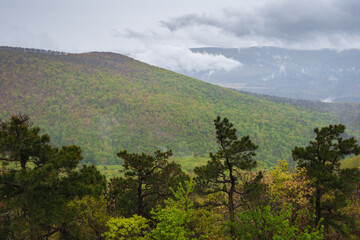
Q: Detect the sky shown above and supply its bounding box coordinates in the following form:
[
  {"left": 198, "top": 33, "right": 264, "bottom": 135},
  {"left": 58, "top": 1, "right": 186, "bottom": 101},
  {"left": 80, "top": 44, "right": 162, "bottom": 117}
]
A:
[{"left": 1, "top": 0, "right": 360, "bottom": 72}]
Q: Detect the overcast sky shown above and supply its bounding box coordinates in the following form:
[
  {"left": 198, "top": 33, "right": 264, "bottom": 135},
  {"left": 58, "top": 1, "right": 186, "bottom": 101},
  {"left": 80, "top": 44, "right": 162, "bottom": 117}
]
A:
[{"left": 1, "top": 0, "right": 360, "bottom": 72}]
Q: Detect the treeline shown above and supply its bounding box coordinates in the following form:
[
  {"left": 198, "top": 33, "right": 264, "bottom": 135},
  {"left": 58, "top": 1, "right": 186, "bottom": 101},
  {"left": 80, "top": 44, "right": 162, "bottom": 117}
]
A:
[
  {"left": 0, "top": 46, "right": 69, "bottom": 56},
  {"left": 1, "top": 114, "right": 360, "bottom": 239}
]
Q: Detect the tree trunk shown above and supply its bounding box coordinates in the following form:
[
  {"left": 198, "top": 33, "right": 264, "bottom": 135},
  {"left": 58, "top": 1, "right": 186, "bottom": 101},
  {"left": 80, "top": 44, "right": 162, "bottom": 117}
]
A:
[
  {"left": 229, "top": 187, "right": 235, "bottom": 237},
  {"left": 228, "top": 158, "right": 236, "bottom": 238},
  {"left": 21, "top": 160, "right": 26, "bottom": 170},
  {"left": 315, "top": 187, "right": 321, "bottom": 226},
  {"left": 137, "top": 178, "right": 143, "bottom": 216}
]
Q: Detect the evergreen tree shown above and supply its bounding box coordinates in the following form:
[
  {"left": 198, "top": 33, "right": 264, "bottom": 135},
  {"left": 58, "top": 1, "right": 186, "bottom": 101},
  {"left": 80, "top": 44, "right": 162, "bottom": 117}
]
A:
[
  {"left": 0, "top": 114, "right": 54, "bottom": 169},
  {"left": 194, "top": 116, "right": 262, "bottom": 237},
  {"left": 0, "top": 114, "right": 106, "bottom": 239},
  {"left": 292, "top": 124, "right": 360, "bottom": 236},
  {"left": 109, "top": 149, "right": 188, "bottom": 217}
]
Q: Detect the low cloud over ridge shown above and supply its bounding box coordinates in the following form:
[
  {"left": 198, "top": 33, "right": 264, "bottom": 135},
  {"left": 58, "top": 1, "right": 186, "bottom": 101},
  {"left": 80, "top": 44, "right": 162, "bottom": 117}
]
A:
[
  {"left": 130, "top": 45, "right": 242, "bottom": 73},
  {"left": 115, "top": 0, "right": 360, "bottom": 72}
]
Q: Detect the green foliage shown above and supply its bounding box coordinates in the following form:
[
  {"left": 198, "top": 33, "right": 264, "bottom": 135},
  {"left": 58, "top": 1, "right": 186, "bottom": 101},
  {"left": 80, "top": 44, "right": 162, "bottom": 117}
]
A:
[
  {"left": 108, "top": 177, "right": 138, "bottom": 217},
  {"left": 341, "top": 155, "right": 360, "bottom": 169},
  {"left": 150, "top": 179, "right": 227, "bottom": 240},
  {"left": 0, "top": 47, "right": 344, "bottom": 166},
  {"left": 266, "top": 160, "right": 315, "bottom": 229},
  {"left": 109, "top": 149, "right": 188, "bottom": 217},
  {"left": 292, "top": 124, "right": 360, "bottom": 236},
  {"left": 67, "top": 164, "right": 107, "bottom": 197},
  {"left": 96, "top": 164, "right": 123, "bottom": 178},
  {"left": 0, "top": 114, "right": 54, "bottom": 169},
  {"left": 190, "top": 208, "right": 228, "bottom": 240},
  {"left": 195, "top": 117, "right": 260, "bottom": 192},
  {"left": 102, "top": 215, "right": 150, "bottom": 240},
  {"left": 0, "top": 115, "right": 107, "bottom": 239},
  {"left": 238, "top": 90, "right": 360, "bottom": 140},
  {"left": 65, "top": 195, "right": 111, "bottom": 239},
  {"left": 150, "top": 179, "right": 196, "bottom": 240},
  {"left": 171, "top": 156, "right": 210, "bottom": 173},
  {"left": 235, "top": 204, "right": 324, "bottom": 240}
]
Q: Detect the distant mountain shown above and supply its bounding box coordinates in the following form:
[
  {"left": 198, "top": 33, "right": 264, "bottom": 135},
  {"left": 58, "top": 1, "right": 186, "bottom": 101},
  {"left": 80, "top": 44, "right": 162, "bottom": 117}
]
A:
[
  {"left": 0, "top": 46, "right": 351, "bottom": 167},
  {"left": 182, "top": 47, "right": 360, "bottom": 103}
]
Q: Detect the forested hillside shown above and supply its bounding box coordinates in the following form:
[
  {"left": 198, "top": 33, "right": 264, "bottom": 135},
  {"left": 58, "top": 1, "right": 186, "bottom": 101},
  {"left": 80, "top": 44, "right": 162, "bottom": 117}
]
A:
[
  {"left": 0, "top": 47, "right": 347, "bottom": 166},
  {"left": 237, "top": 90, "right": 360, "bottom": 139}
]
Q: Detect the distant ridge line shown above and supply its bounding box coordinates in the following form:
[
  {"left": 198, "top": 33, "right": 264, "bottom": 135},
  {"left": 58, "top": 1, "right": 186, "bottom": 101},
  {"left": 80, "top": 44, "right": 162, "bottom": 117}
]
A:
[{"left": 0, "top": 46, "right": 69, "bottom": 56}]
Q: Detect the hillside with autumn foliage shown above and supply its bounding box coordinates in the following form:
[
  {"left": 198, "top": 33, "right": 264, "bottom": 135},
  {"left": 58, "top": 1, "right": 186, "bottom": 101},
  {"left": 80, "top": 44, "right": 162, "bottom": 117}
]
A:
[{"left": 0, "top": 46, "right": 354, "bottom": 166}]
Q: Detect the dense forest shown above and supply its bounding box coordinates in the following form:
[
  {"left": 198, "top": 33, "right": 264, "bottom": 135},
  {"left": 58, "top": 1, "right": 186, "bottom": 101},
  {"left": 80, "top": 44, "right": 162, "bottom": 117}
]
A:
[
  {"left": 1, "top": 114, "right": 360, "bottom": 239},
  {"left": 237, "top": 90, "right": 360, "bottom": 138},
  {"left": 1, "top": 47, "right": 357, "bottom": 167}
]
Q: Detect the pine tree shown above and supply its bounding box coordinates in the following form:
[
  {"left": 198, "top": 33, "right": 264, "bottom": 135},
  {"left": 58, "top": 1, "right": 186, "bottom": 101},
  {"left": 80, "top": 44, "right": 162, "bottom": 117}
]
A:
[
  {"left": 110, "top": 149, "right": 188, "bottom": 217},
  {"left": 0, "top": 114, "right": 106, "bottom": 239},
  {"left": 194, "top": 116, "right": 262, "bottom": 237},
  {"left": 292, "top": 124, "right": 360, "bottom": 236}
]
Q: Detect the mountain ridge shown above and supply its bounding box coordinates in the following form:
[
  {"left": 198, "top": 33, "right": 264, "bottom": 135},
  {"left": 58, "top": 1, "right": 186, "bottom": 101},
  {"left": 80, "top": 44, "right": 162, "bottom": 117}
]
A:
[{"left": 0, "top": 46, "right": 348, "bottom": 167}]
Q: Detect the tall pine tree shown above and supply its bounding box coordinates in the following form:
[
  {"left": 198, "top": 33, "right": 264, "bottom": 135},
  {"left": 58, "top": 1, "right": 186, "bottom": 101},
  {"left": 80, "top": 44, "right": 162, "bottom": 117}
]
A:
[
  {"left": 195, "top": 116, "right": 262, "bottom": 237},
  {"left": 292, "top": 124, "right": 360, "bottom": 236}
]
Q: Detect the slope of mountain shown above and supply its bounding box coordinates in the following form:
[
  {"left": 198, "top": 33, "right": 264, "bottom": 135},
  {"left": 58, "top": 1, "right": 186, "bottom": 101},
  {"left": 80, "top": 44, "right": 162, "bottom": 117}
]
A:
[
  {"left": 0, "top": 46, "right": 346, "bottom": 167},
  {"left": 237, "top": 90, "right": 360, "bottom": 139},
  {"left": 184, "top": 47, "right": 360, "bottom": 103}
]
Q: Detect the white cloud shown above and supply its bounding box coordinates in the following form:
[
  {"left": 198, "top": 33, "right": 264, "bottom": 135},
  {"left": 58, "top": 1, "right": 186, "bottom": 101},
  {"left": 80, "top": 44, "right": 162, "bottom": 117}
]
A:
[
  {"left": 279, "top": 64, "right": 287, "bottom": 75},
  {"left": 202, "top": 70, "right": 215, "bottom": 80},
  {"left": 130, "top": 45, "right": 242, "bottom": 72},
  {"left": 328, "top": 76, "right": 338, "bottom": 82},
  {"left": 115, "top": 25, "right": 243, "bottom": 72},
  {"left": 321, "top": 97, "right": 335, "bottom": 103}
]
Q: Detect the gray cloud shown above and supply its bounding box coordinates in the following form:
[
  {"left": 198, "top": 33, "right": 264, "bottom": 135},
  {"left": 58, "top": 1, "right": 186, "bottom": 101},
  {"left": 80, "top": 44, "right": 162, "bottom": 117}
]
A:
[
  {"left": 161, "top": 13, "right": 220, "bottom": 32},
  {"left": 0, "top": 24, "right": 58, "bottom": 50},
  {"left": 2, "top": 0, "right": 360, "bottom": 72},
  {"left": 258, "top": 0, "right": 360, "bottom": 38},
  {"left": 160, "top": 0, "right": 360, "bottom": 49}
]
